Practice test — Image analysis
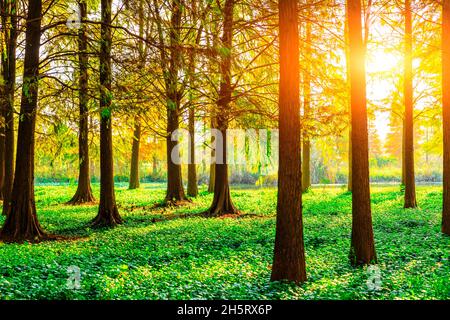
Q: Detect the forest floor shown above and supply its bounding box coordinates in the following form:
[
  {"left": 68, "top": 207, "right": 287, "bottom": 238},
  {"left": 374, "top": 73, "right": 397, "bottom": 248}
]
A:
[{"left": 0, "top": 183, "right": 449, "bottom": 300}]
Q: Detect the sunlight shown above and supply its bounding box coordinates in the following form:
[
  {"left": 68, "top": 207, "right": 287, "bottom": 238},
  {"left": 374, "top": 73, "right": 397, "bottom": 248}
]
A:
[
  {"left": 367, "top": 50, "right": 401, "bottom": 100},
  {"left": 366, "top": 48, "right": 402, "bottom": 74},
  {"left": 366, "top": 49, "right": 402, "bottom": 143},
  {"left": 366, "top": 48, "right": 402, "bottom": 105}
]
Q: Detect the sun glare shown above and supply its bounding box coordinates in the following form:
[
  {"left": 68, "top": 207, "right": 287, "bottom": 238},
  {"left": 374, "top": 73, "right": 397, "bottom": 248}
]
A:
[
  {"left": 367, "top": 48, "right": 402, "bottom": 74},
  {"left": 366, "top": 49, "right": 403, "bottom": 103},
  {"left": 366, "top": 49, "right": 403, "bottom": 144}
]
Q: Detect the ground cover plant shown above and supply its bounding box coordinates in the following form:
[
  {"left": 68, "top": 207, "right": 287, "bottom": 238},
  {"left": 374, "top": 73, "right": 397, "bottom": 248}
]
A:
[{"left": 0, "top": 184, "right": 448, "bottom": 300}]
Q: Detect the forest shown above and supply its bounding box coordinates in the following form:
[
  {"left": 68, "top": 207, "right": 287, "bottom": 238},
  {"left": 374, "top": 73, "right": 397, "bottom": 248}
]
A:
[{"left": 0, "top": 0, "right": 449, "bottom": 301}]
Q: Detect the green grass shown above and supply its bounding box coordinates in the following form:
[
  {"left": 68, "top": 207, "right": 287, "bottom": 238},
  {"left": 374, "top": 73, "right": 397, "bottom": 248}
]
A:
[{"left": 0, "top": 183, "right": 449, "bottom": 300}]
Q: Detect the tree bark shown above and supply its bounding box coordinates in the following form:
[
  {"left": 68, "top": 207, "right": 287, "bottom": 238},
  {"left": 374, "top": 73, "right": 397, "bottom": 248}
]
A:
[
  {"left": 345, "top": 15, "right": 352, "bottom": 192},
  {"left": 205, "top": 0, "right": 238, "bottom": 216},
  {"left": 187, "top": 106, "right": 198, "bottom": 197},
  {"left": 208, "top": 162, "right": 215, "bottom": 193},
  {"left": 401, "top": 118, "right": 406, "bottom": 185},
  {"left": 187, "top": 38, "right": 198, "bottom": 197},
  {"left": 302, "top": 139, "right": 311, "bottom": 192},
  {"left": 347, "top": 0, "right": 377, "bottom": 266},
  {"left": 91, "top": 0, "right": 122, "bottom": 227},
  {"left": 164, "top": 0, "right": 187, "bottom": 204},
  {"left": 302, "top": 18, "right": 312, "bottom": 193},
  {"left": 1, "top": 0, "right": 17, "bottom": 214},
  {"left": 0, "top": 117, "right": 4, "bottom": 200},
  {"left": 271, "top": 0, "right": 306, "bottom": 284},
  {"left": 348, "top": 128, "right": 353, "bottom": 191},
  {"left": 206, "top": 126, "right": 237, "bottom": 216},
  {"left": 207, "top": 18, "right": 218, "bottom": 195},
  {"left": 403, "top": 0, "right": 417, "bottom": 208},
  {"left": 128, "top": 0, "right": 145, "bottom": 191},
  {"left": 0, "top": 0, "right": 49, "bottom": 242},
  {"left": 129, "top": 119, "right": 141, "bottom": 189},
  {"left": 67, "top": 0, "right": 95, "bottom": 204},
  {"left": 442, "top": 0, "right": 450, "bottom": 235},
  {"left": 165, "top": 109, "right": 187, "bottom": 203},
  {"left": 152, "top": 153, "right": 158, "bottom": 176},
  {"left": 208, "top": 116, "right": 216, "bottom": 193}
]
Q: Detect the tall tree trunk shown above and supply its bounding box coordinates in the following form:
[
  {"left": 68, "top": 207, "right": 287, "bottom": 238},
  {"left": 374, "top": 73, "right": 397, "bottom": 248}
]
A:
[
  {"left": 165, "top": 0, "right": 187, "bottom": 204},
  {"left": 128, "top": 0, "right": 145, "bottom": 191},
  {"left": 187, "top": 36, "right": 198, "bottom": 197},
  {"left": 348, "top": 128, "right": 353, "bottom": 191},
  {"left": 207, "top": 16, "right": 219, "bottom": 195},
  {"left": 347, "top": 0, "right": 377, "bottom": 266},
  {"left": 345, "top": 14, "right": 352, "bottom": 192},
  {"left": 166, "top": 107, "right": 187, "bottom": 203},
  {"left": 205, "top": 0, "right": 237, "bottom": 216},
  {"left": 271, "top": 0, "right": 306, "bottom": 284},
  {"left": 302, "top": 18, "right": 312, "bottom": 193},
  {"left": 67, "top": 0, "right": 95, "bottom": 204},
  {"left": 1, "top": 0, "right": 17, "bottom": 215},
  {"left": 401, "top": 119, "right": 406, "bottom": 185},
  {"left": 0, "top": 0, "right": 6, "bottom": 199},
  {"left": 129, "top": 119, "right": 141, "bottom": 189},
  {"left": 302, "top": 140, "right": 311, "bottom": 192},
  {"left": 0, "top": 0, "right": 48, "bottom": 242},
  {"left": 152, "top": 153, "right": 158, "bottom": 176},
  {"left": 208, "top": 161, "right": 215, "bottom": 192},
  {"left": 201, "top": 118, "right": 207, "bottom": 175},
  {"left": 208, "top": 116, "right": 216, "bottom": 193},
  {"left": 442, "top": 0, "right": 450, "bottom": 235},
  {"left": 0, "top": 117, "right": 4, "bottom": 200},
  {"left": 403, "top": 0, "right": 417, "bottom": 208},
  {"left": 187, "top": 105, "right": 198, "bottom": 197},
  {"left": 92, "top": 0, "right": 122, "bottom": 227}
]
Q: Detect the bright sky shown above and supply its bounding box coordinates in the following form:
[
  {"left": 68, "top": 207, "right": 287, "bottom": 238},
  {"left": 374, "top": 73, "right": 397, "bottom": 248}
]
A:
[{"left": 366, "top": 48, "right": 402, "bottom": 142}]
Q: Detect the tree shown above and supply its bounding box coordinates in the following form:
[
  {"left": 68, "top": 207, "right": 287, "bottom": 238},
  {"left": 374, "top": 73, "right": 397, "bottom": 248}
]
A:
[
  {"left": 0, "top": 0, "right": 48, "bottom": 242},
  {"left": 128, "top": 0, "right": 145, "bottom": 191},
  {"left": 0, "top": 3, "right": 5, "bottom": 201},
  {"left": 0, "top": 109, "right": 4, "bottom": 200},
  {"left": 187, "top": 103, "right": 198, "bottom": 197},
  {"left": 0, "top": 0, "right": 18, "bottom": 214},
  {"left": 206, "top": 19, "right": 219, "bottom": 195},
  {"left": 67, "top": 0, "right": 95, "bottom": 204},
  {"left": 271, "top": 0, "right": 306, "bottom": 284},
  {"left": 347, "top": 0, "right": 377, "bottom": 266},
  {"left": 207, "top": 116, "right": 216, "bottom": 194},
  {"left": 129, "top": 118, "right": 141, "bottom": 189},
  {"left": 442, "top": 0, "right": 450, "bottom": 235},
  {"left": 186, "top": 0, "right": 200, "bottom": 198},
  {"left": 345, "top": 15, "right": 352, "bottom": 192},
  {"left": 302, "top": 14, "right": 312, "bottom": 193},
  {"left": 164, "top": 0, "right": 188, "bottom": 204},
  {"left": 403, "top": 0, "right": 417, "bottom": 208},
  {"left": 91, "top": 0, "right": 123, "bottom": 227},
  {"left": 205, "top": 0, "right": 238, "bottom": 216},
  {"left": 348, "top": 128, "right": 353, "bottom": 191}
]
